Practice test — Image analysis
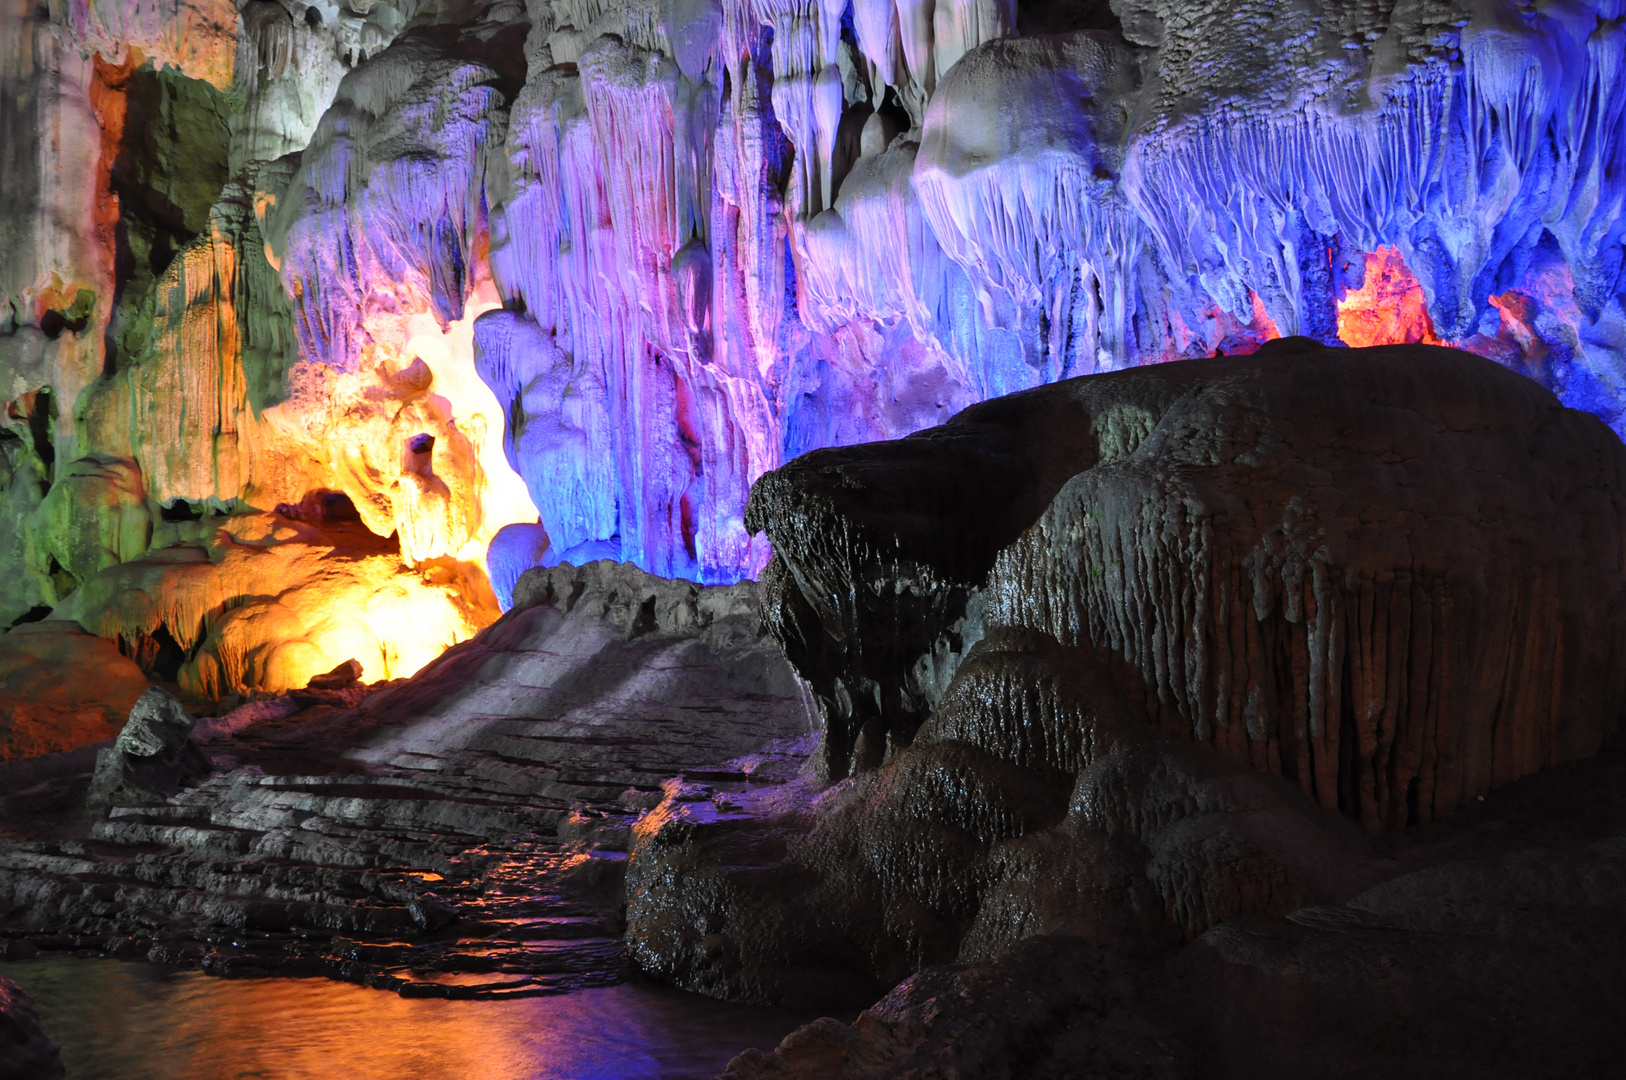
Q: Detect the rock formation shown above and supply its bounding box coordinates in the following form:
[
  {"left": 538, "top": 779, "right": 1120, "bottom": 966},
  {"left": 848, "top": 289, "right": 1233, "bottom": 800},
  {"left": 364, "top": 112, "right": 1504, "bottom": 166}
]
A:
[
  {"left": 710, "top": 751, "right": 1626, "bottom": 1079},
  {"left": 0, "top": 561, "right": 815, "bottom": 997},
  {"left": 49, "top": 507, "right": 498, "bottom": 697},
  {"left": 85, "top": 686, "right": 212, "bottom": 809},
  {"left": 750, "top": 339, "right": 1626, "bottom": 817},
  {"left": 0, "top": 621, "right": 148, "bottom": 759},
  {"left": 0, "top": 0, "right": 1622, "bottom": 682},
  {"left": 0, "top": 975, "right": 64, "bottom": 1080},
  {"left": 0, "top": 0, "right": 1624, "bottom": 1070},
  {"left": 622, "top": 343, "right": 1626, "bottom": 1062}
]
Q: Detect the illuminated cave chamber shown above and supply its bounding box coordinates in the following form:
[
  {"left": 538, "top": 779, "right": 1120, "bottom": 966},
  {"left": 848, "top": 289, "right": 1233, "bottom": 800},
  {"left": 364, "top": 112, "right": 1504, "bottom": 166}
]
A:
[{"left": 0, "top": 0, "right": 1623, "bottom": 736}]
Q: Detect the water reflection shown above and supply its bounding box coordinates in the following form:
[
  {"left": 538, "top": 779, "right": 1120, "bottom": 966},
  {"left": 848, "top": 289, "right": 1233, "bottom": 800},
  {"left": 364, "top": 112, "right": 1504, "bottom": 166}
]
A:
[{"left": 1, "top": 959, "right": 813, "bottom": 1080}]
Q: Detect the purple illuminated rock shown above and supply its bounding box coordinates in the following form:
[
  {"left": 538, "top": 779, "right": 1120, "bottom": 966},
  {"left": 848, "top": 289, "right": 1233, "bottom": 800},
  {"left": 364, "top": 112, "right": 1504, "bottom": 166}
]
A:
[
  {"left": 624, "top": 341, "right": 1626, "bottom": 1079},
  {"left": 625, "top": 341, "right": 1626, "bottom": 1030},
  {"left": 5, "top": 0, "right": 1626, "bottom": 606}
]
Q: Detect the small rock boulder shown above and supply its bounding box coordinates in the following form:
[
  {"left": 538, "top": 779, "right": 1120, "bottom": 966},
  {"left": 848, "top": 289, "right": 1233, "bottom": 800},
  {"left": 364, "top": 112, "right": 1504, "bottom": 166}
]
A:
[
  {"left": 306, "top": 658, "right": 363, "bottom": 691},
  {"left": 86, "top": 688, "right": 212, "bottom": 810},
  {"left": 0, "top": 976, "right": 64, "bottom": 1080}
]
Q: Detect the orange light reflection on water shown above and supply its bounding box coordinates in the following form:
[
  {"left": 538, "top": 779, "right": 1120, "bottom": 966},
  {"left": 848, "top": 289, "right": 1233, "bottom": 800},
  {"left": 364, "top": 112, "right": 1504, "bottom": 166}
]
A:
[{"left": 3, "top": 958, "right": 811, "bottom": 1080}]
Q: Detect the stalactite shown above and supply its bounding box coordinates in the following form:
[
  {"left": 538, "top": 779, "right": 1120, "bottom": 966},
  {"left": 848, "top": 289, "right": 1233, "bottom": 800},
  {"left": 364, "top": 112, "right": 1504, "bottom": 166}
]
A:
[{"left": 5, "top": 0, "right": 1626, "bottom": 600}]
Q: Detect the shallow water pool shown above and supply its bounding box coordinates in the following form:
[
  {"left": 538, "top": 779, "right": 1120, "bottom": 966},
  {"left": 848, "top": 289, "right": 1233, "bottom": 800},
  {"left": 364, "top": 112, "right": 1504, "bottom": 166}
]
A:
[{"left": 0, "top": 958, "right": 815, "bottom": 1080}]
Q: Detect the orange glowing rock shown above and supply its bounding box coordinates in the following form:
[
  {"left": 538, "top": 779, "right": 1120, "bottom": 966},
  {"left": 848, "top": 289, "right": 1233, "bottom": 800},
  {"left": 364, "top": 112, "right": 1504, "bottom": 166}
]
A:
[
  {"left": 1249, "top": 290, "right": 1282, "bottom": 345},
  {"left": 1153, "top": 293, "right": 1280, "bottom": 361},
  {"left": 59, "top": 0, "right": 240, "bottom": 90},
  {"left": 0, "top": 622, "right": 149, "bottom": 760},
  {"left": 51, "top": 514, "right": 499, "bottom": 698},
  {"left": 1336, "top": 247, "right": 1445, "bottom": 349},
  {"left": 1487, "top": 290, "right": 1544, "bottom": 357}
]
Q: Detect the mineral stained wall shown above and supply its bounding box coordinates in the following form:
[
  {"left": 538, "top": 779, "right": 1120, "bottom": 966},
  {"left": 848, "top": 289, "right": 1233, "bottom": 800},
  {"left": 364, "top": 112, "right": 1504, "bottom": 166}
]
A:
[{"left": 0, "top": 0, "right": 1624, "bottom": 687}]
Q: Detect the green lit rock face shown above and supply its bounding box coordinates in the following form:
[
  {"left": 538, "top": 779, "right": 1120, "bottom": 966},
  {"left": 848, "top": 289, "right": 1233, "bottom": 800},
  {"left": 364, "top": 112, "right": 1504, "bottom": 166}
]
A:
[
  {"left": 32, "top": 455, "right": 151, "bottom": 592},
  {"left": 101, "top": 61, "right": 234, "bottom": 376},
  {"left": 0, "top": 431, "right": 51, "bottom": 626}
]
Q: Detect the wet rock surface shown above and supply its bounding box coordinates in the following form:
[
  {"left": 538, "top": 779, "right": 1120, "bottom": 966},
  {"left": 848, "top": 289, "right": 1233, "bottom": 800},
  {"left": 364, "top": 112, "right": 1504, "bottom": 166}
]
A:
[
  {"left": 0, "top": 975, "right": 64, "bottom": 1080},
  {"left": 1, "top": 344, "right": 1623, "bottom": 1070},
  {"left": 0, "top": 561, "right": 814, "bottom": 999}
]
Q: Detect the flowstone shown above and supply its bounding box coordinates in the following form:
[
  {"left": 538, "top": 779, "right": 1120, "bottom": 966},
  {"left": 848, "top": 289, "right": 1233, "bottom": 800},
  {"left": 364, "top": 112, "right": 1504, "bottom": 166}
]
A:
[
  {"left": 10, "top": 0, "right": 1624, "bottom": 599},
  {"left": 750, "top": 339, "right": 1626, "bottom": 821},
  {"left": 625, "top": 342, "right": 1626, "bottom": 1077}
]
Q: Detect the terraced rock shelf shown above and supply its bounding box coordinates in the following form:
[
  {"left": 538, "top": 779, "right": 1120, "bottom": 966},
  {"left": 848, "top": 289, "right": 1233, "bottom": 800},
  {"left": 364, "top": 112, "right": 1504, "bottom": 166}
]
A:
[{"left": 0, "top": 562, "right": 814, "bottom": 999}]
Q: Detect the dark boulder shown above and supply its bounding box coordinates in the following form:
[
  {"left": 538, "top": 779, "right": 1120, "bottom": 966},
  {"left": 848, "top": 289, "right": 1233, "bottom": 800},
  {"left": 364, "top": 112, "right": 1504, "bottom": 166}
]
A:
[
  {"left": 0, "top": 977, "right": 63, "bottom": 1080},
  {"left": 85, "top": 688, "right": 212, "bottom": 810},
  {"left": 628, "top": 344, "right": 1626, "bottom": 1057},
  {"left": 747, "top": 340, "right": 1626, "bottom": 827}
]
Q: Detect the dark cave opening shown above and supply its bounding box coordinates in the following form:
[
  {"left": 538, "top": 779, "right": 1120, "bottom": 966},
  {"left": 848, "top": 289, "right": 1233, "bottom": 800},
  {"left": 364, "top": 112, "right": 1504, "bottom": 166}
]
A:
[
  {"left": 159, "top": 499, "right": 203, "bottom": 522},
  {"left": 1015, "top": 0, "right": 1125, "bottom": 38},
  {"left": 275, "top": 489, "right": 365, "bottom": 525},
  {"left": 118, "top": 623, "right": 190, "bottom": 683}
]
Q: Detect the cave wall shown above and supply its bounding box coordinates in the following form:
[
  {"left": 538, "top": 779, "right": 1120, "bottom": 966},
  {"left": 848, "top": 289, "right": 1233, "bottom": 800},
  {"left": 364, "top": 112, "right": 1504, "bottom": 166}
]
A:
[
  {"left": 0, "top": 0, "right": 1622, "bottom": 670},
  {"left": 0, "top": 0, "right": 512, "bottom": 697},
  {"left": 465, "top": 0, "right": 1626, "bottom": 585}
]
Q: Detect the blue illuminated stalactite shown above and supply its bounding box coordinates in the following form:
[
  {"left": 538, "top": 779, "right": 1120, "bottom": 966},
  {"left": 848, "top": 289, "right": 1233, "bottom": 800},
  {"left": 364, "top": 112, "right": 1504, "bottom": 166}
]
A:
[{"left": 440, "top": 0, "right": 1626, "bottom": 600}]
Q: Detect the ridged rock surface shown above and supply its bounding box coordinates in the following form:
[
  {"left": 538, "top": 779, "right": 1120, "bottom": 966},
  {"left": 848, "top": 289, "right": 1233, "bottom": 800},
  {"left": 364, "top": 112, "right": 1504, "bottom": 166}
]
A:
[
  {"left": 84, "top": 687, "right": 213, "bottom": 810},
  {"left": 625, "top": 340, "right": 1626, "bottom": 1024},
  {"left": 0, "top": 561, "right": 813, "bottom": 998},
  {"left": 750, "top": 339, "right": 1626, "bottom": 827}
]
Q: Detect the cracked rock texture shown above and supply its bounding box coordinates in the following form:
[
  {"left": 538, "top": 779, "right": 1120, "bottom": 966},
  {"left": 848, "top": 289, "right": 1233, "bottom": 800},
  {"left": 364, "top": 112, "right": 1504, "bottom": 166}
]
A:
[{"left": 85, "top": 687, "right": 213, "bottom": 809}]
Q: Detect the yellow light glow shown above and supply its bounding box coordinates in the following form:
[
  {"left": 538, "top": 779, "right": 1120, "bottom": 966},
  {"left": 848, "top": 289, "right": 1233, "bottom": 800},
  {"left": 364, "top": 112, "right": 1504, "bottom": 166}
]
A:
[{"left": 403, "top": 279, "right": 539, "bottom": 572}]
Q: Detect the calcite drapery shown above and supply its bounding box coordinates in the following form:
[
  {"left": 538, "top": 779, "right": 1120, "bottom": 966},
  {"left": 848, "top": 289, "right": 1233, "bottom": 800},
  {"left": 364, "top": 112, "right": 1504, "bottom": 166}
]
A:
[
  {"left": 477, "top": 0, "right": 1626, "bottom": 584},
  {"left": 617, "top": 342, "right": 1626, "bottom": 1020}
]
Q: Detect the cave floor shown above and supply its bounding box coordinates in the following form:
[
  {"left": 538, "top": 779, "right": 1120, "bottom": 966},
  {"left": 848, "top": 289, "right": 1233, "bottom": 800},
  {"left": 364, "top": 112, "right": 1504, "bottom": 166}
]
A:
[{"left": 0, "top": 594, "right": 814, "bottom": 999}]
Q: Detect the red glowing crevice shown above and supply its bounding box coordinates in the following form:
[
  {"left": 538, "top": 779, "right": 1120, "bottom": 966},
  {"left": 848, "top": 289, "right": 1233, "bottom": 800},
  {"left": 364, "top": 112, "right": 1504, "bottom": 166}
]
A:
[
  {"left": 1332, "top": 246, "right": 1576, "bottom": 385},
  {"left": 1335, "top": 247, "right": 1445, "bottom": 349}
]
